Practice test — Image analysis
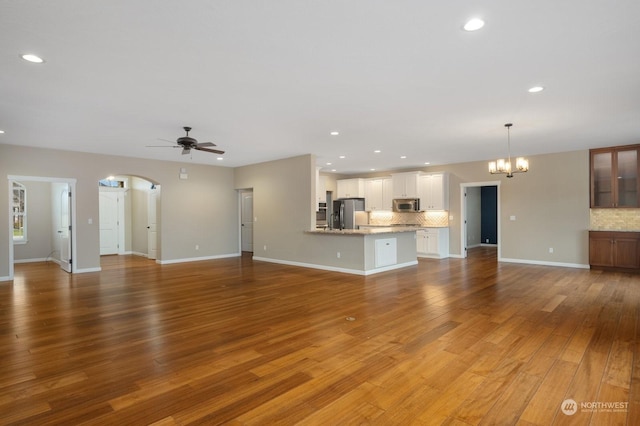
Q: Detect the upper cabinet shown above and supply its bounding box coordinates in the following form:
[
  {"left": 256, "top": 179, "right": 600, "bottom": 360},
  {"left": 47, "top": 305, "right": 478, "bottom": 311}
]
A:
[
  {"left": 337, "top": 178, "right": 365, "bottom": 199},
  {"left": 590, "top": 145, "right": 640, "bottom": 208},
  {"left": 365, "top": 177, "right": 392, "bottom": 211},
  {"left": 391, "top": 172, "right": 421, "bottom": 198},
  {"left": 419, "top": 173, "right": 449, "bottom": 210}
]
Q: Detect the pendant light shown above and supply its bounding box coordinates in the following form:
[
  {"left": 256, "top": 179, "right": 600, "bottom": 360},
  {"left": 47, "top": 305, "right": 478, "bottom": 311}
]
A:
[{"left": 488, "top": 123, "right": 529, "bottom": 178}]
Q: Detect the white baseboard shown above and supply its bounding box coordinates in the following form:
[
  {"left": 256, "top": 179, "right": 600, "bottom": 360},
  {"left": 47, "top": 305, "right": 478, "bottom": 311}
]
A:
[
  {"left": 14, "top": 257, "right": 49, "bottom": 263},
  {"left": 75, "top": 267, "right": 102, "bottom": 273},
  {"left": 252, "top": 256, "right": 418, "bottom": 276},
  {"left": 0, "top": 276, "right": 11, "bottom": 282},
  {"left": 157, "top": 252, "right": 241, "bottom": 265},
  {"left": 131, "top": 251, "right": 148, "bottom": 257},
  {"left": 499, "top": 257, "right": 590, "bottom": 269}
]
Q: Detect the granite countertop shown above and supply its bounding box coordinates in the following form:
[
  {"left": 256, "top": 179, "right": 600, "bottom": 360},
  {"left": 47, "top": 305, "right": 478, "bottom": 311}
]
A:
[{"left": 306, "top": 226, "right": 422, "bottom": 235}]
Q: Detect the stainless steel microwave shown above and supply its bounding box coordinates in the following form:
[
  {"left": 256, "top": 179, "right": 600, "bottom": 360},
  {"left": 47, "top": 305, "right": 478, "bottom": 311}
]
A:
[{"left": 393, "top": 198, "right": 420, "bottom": 212}]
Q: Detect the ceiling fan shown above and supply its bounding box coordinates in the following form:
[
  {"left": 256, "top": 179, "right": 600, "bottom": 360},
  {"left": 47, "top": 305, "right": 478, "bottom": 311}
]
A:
[{"left": 149, "top": 127, "right": 225, "bottom": 156}]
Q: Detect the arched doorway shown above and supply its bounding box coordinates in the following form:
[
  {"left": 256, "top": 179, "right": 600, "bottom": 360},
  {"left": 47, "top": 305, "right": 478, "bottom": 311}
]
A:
[{"left": 98, "top": 175, "right": 161, "bottom": 261}]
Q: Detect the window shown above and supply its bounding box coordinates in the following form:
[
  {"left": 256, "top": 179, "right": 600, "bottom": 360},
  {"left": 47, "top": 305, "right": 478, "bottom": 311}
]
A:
[{"left": 13, "top": 181, "right": 26, "bottom": 243}]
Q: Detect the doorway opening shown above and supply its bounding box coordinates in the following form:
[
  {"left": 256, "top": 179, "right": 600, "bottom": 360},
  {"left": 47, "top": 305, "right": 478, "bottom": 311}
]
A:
[
  {"left": 239, "top": 189, "right": 253, "bottom": 253},
  {"left": 7, "top": 175, "right": 76, "bottom": 279},
  {"left": 98, "top": 175, "right": 160, "bottom": 263},
  {"left": 461, "top": 181, "right": 500, "bottom": 259}
]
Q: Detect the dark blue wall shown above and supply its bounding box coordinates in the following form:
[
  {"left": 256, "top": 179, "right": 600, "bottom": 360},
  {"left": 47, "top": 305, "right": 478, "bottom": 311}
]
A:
[{"left": 481, "top": 186, "right": 498, "bottom": 244}]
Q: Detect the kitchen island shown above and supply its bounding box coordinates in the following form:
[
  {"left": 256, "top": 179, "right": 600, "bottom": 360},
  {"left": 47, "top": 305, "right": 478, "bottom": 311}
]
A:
[{"left": 301, "top": 226, "right": 419, "bottom": 275}]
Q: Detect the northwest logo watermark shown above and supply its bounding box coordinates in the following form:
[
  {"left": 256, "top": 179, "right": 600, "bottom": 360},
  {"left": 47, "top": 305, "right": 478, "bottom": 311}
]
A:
[{"left": 561, "top": 398, "right": 629, "bottom": 415}]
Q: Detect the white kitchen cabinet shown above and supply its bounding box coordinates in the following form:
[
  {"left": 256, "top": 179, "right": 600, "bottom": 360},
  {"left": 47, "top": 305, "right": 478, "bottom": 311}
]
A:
[
  {"left": 364, "top": 177, "right": 393, "bottom": 211},
  {"left": 392, "top": 172, "right": 421, "bottom": 198},
  {"left": 337, "top": 178, "right": 365, "bottom": 199},
  {"left": 316, "top": 173, "right": 327, "bottom": 204},
  {"left": 416, "top": 228, "right": 449, "bottom": 258},
  {"left": 375, "top": 238, "right": 397, "bottom": 267},
  {"left": 315, "top": 168, "right": 326, "bottom": 211},
  {"left": 419, "top": 173, "right": 449, "bottom": 210}
]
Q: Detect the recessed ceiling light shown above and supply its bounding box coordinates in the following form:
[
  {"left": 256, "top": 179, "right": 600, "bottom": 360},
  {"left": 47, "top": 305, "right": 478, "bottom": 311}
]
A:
[
  {"left": 400, "top": 155, "right": 407, "bottom": 159},
  {"left": 528, "top": 86, "right": 544, "bottom": 93},
  {"left": 0, "top": 130, "right": 4, "bottom": 134},
  {"left": 424, "top": 162, "right": 431, "bottom": 165},
  {"left": 21, "top": 54, "right": 44, "bottom": 63},
  {"left": 216, "top": 157, "right": 223, "bottom": 161},
  {"left": 374, "top": 150, "right": 381, "bottom": 153},
  {"left": 331, "top": 169, "right": 336, "bottom": 172},
  {"left": 326, "top": 162, "right": 332, "bottom": 166},
  {"left": 330, "top": 131, "right": 339, "bottom": 136},
  {"left": 463, "top": 18, "right": 485, "bottom": 32},
  {"left": 339, "top": 155, "right": 346, "bottom": 159},
  {"left": 370, "top": 169, "right": 376, "bottom": 171}
]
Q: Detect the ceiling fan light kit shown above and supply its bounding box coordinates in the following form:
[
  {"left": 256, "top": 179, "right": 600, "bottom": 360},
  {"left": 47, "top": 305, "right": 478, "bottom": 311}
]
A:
[
  {"left": 488, "top": 123, "right": 529, "bottom": 178},
  {"left": 148, "top": 126, "right": 225, "bottom": 157}
]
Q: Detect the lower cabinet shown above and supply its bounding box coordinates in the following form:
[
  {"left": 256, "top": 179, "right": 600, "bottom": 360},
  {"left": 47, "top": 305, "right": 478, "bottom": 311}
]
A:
[
  {"left": 417, "top": 228, "right": 449, "bottom": 259},
  {"left": 589, "top": 231, "right": 640, "bottom": 270}
]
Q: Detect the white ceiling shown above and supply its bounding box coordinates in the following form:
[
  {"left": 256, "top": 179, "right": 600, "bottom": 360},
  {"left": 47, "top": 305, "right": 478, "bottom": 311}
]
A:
[{"left": 1, "top": 1, "right": 639, "bottom": 175}]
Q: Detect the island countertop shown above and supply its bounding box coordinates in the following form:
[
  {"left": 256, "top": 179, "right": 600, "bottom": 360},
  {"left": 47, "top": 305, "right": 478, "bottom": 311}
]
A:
[{"left": 305, "top": 226, "right": 420, "bottom": 235}]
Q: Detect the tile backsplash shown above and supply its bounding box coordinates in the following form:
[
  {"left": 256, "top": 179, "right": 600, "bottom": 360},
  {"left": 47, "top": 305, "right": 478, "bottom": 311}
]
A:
[
  {"left": 590, "top": 209, "right": 640, "bottom": 231},
  {"left": 368, "top": 211, "right": 449, "bottom": 227}
]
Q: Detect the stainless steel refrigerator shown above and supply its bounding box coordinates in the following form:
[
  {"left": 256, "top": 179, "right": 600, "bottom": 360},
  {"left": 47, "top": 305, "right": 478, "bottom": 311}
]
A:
[{"left": 332, "top": 198, "right": 365, "bottom": 230}]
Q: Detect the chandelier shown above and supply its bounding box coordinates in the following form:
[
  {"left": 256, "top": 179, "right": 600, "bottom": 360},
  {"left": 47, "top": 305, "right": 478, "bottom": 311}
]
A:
[{"left": 488, "top": 123, "right": 529, "bottom": 178}]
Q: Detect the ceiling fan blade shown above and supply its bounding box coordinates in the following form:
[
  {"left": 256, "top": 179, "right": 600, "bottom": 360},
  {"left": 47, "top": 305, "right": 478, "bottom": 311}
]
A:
[
  {"left": 196, "top": 142, "right": 216, "bottom": 147},
  {"left": 157, "top": 138, "right": 177, "bottom": 144},
  {"left": 195, "top": 146, "right": 225, "bottom": 155}
]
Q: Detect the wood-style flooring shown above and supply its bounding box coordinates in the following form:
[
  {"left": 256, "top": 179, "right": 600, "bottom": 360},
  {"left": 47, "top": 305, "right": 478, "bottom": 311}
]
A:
[{"left": 1, "top": 248, "right": 639, "bottom": 425}]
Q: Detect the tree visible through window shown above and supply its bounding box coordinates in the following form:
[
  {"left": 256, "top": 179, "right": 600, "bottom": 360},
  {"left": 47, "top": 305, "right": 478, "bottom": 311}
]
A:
[{"left": 13, "top": 181, "right": 26, "bottom": 243}]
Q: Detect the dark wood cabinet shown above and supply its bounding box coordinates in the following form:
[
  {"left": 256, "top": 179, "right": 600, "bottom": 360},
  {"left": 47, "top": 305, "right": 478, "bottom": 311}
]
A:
[
  {"left": 590, "top": 145, "right": 640, "bottom": 208},
  {"left": 589, "top": 231, "right": 640, "bottom": 270}
]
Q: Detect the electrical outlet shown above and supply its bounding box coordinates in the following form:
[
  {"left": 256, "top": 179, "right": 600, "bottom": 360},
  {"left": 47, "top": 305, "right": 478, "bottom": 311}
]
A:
[
  {"left": 337, "top": 252, "right": 341, "bottom": 258},
  {"left": 195, "top": 244, "right": 199, "bottom": 250},
  {"left": 263, "top": 245, "right": 267, "bottom": 251},
  {"left": 549, "top": 247, "right": 554, "bottom": 253}
]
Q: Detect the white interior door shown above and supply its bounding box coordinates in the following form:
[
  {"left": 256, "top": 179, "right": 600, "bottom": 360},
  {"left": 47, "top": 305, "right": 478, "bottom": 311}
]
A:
[
  {"left": 99, "top": 191, "right": 119, "bottom": 255},
  {"left": 58, "top": 185, "right": 72, "bottom": 273},
  {"left": 147, "top": 187, "right": 158, "bottom": 260},
  {"left": 241, "top": 191, "right": 253, "bottom": 252}
]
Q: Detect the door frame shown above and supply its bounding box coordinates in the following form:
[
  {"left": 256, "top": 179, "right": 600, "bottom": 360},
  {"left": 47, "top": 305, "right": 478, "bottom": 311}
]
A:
[
  {"left": 238, "top": 188, "right": 254, "bottom": 253},
  {"left": 460, "top": 181, "right": 500, "bottom": 259},
  {"left": 7, "top": 175, "right": 77, "bottom": 279}
]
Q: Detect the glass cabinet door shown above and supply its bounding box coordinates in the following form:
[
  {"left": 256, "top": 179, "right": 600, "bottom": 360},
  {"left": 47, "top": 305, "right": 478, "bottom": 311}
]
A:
[
  {"left": 592, "top": 151, "right": 613, "bottom": 207},
  {"left": 616, "top": 149, "right": 638, "bottom": 207}
]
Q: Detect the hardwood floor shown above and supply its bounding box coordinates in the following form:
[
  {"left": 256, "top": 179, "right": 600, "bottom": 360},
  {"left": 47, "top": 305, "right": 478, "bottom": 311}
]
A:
[{"left": 1, "top": 248, "right": 639, "bottom": 425}]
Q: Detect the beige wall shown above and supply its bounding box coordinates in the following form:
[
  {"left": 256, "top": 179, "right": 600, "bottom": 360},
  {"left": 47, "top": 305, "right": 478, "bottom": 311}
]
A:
[
  {"left": 234, "top": 154, "right": 316, "bottom": 263},
  {"left": 333, "top": 149, "right": 590, "bottom": 266},
  {"left": 0, "top": 144, "right": 239, "bottom": 278},
  {"left": 1, "top": 144, "right": 591, "bottom": 279}
]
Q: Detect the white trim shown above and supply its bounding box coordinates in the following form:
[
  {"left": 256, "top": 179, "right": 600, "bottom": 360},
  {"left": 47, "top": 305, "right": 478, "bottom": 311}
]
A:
[
  {"left": 460, "top": 181, "right": 501, "bottom": 260},
  {"left": 157, "top": 253, "right": 241, "bottom": 265},
  {"left": 74, "top": 267, "right": 102, "bottom": 273},
  {"left": 131, "top": 251, "right": 148, "bottom": 257},
  {"left": 14, "top": 258, "right": 49, "bottom": 263},
  {"left": 499, "top": 257, "right": 590, "bottom": 269},
  {"left": 252, "top": 256, "right": 418, "bottom": 276},
  {"left": 0, "top": 275, "right": 12, "bottom": 282},
  {"left": 7, "top": 176, "right": 78, "bottom": 279},
  {"left": 8, "top": 175, "right": 77, "bottom": 184}
]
